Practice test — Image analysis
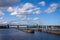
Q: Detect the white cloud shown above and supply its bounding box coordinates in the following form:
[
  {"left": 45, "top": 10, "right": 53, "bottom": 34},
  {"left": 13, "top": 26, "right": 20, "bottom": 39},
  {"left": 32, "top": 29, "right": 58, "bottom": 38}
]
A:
[
  {"left": 39, "top": 1, "right": 45, "bottom": 6},
  {"left": 45, "top": 3, "right": 58, "bottom": 13},
  {"left": 0, "top": 17, "right": 3, "bottom": 20},
  {"left": 0, "top": 11, "right": 4, "bottom": 16},
  {"left": 27, "top": 7, "right": 41, "bottom": 14},
  {"left": 0, "top": 7, "right": 8, "bottom": 17},
  {"left": 21, "top": 17, "right": 40, "bottom": 21},
  {"left": 7, "top": 2, "right": 59, "bottom": 22},
  {"left": 0, "top": 7, "right": 8, "bottom": 12},
  {"left": 0, "top": 18, "right": 20, "bottom": 25},
  {"left": 33, "top": 17, "right": 40, "bottom": 20},
  {"left": 10, "top": 21, "right": 20, "bottom": 25},
  {"left": 8, "top": 7, "right": 14, "bottom": 12},
  {"left": 8, "top": 2, "right": 41, "bottom": 19},
  {"left": 22, "top": 3, "right": 35, "bottom": 10},
  {"left": 8, "top": 3, "right": 41, "bottom": 15},
  {"left": 0, "top": 20, "right": 9, "bottom": 25},
  {"left": 33, "top": 8, "right": 41, "bottom": 14},
  {"left": 2, "top": 21, "right": 9, "bottom": 24},
  {"left": 20, "top": 17, "right": 32, "bottom": 21}
]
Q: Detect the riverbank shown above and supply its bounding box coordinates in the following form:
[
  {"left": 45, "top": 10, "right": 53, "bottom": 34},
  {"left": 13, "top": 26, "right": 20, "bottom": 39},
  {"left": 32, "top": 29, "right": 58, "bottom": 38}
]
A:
[
  {"left": 42, "top": 30, "right": 60, "bottom": 35},
  {"left": 15, "top": 28, "right": 60, "bottom": 35},
  {"left": 15, "top": 28, "right": 34, "bottom": 33}
]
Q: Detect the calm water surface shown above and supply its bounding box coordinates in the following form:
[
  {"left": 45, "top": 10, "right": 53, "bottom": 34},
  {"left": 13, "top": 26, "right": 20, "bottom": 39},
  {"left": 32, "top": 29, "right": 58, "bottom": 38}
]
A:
[{"left": 0, "top": 29, "right": 60, "bottom": 40}]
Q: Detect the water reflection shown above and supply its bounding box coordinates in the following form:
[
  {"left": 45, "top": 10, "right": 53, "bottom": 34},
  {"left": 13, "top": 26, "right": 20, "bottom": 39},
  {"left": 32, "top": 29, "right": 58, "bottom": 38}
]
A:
[{"left": 0, "top": 29, "right": 60, "bottom": 40}]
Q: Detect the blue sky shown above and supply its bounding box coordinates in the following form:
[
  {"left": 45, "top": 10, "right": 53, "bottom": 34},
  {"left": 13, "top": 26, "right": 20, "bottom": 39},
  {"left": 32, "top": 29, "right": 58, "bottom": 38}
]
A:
[{"left": 0, "top": 0, "right": 60, "bottom": 25}]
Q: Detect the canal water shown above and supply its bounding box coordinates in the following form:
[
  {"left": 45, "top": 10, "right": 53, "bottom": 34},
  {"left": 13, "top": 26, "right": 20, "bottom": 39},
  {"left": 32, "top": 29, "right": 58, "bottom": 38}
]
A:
[{"left": 0, "top": 29, "right": 60, "bottom": 40}]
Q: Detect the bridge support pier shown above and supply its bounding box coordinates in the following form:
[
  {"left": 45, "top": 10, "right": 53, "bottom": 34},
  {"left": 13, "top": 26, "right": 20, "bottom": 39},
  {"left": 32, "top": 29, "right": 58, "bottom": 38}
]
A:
[
  {"left": 7, "top": 24, "right": 9, "bottom": 28},
  {"left": 46, "top": 26, "right": 48, "bottom": 30},
  {"left": 17, "top": 25, "right": 19, "bottom": 29}
]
